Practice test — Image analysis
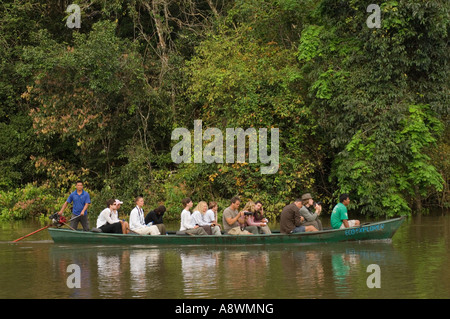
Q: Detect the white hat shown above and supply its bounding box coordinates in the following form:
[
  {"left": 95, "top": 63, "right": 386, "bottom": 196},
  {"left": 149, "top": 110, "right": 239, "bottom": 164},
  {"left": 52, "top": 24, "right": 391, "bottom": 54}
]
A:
[{"left": 114, "top": 199, "right": 123, "bottom": 205}]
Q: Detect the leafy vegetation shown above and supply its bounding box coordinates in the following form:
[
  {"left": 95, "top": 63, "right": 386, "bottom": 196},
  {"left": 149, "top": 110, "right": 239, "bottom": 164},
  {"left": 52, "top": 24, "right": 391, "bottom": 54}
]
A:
[{"left": 0, "top": 0, "right": 448, "bottom": 220}]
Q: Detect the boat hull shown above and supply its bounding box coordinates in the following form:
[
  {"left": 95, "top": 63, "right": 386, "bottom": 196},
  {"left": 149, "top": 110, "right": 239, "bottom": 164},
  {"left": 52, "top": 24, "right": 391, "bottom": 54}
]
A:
[{"left": 47, "top": 216, "right": 406, "bottom": 245}]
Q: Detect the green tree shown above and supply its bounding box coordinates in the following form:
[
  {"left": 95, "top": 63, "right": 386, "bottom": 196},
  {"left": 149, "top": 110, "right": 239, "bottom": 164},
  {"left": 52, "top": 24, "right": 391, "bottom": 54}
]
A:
[{"left": 297, "top": 0, "right": 448, "bottom": 215}]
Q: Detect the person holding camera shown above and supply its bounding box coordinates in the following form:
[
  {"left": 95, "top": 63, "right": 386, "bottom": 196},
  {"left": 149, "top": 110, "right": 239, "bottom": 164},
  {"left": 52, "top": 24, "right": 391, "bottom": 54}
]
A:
[
  {"left": 299, "top": 193, "right": 323, "bottom": 231},
  {"left": 244, "top": 201, "right": 272, "bottom": 234},
  {"left": 222, "top": 196, "right": 259, "bottom": 235}
]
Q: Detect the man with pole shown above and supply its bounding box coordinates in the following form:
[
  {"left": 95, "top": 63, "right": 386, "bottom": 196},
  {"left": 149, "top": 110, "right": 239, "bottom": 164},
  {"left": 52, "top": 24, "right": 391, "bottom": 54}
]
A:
[{"left": 58, "top": 180, "right": 91, "bottom": 231}]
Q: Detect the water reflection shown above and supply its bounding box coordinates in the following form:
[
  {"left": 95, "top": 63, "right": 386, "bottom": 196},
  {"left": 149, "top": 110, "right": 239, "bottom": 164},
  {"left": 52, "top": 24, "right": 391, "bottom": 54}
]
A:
[
  {"left": 43, "top": 242, "right": 405, "bottom": 299},
  {"left": 222, "top": 250, "right": 270, "bottom": 298},
  {"left": 129, "top": 249, "right": 162, "bottom": 296},
  {"left": 97, "top": 251, "right": 126, "bottom": 298},
  {"left": 4, "top": 214, "right": 450, "bottom": 298},
  {"left": 331, "top": 250, "right": 359, "bottom": 296},
  {"left": 180, "top": 250, "right": 219, "bottom": 298},
  {"left": 286, "top": 250, "right": 325, "bottom": 288}
]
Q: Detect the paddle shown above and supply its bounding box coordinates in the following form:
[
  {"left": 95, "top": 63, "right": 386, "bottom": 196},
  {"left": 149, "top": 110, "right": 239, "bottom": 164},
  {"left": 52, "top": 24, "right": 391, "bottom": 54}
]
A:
[
  {"left": 12, "top": 225, "right": 52, "bottom": 242},
  {"left": 12, "top": 214, "right": 80, "bottom": 242}
]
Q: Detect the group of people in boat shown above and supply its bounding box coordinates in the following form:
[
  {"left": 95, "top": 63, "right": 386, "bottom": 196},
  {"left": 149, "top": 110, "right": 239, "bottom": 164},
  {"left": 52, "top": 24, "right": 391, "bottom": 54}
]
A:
[
  {"left": 180, "top": 196, "right": 271, "bottom": 236},
  {"left": 97, "top": 195, "right": 169, "bottom": 235},
  {"left": 57, "top": 180, "right": 360, "bottom": 235}
]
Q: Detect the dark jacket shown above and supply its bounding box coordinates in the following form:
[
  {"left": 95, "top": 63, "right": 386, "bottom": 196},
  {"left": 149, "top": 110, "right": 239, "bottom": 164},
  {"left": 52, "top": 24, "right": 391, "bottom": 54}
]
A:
[
  {"left": 145, "top": 210, "right": 164, "bottom": 225},
  {"left": 280, "top": 203, "right": 302, "bottom": 234}
]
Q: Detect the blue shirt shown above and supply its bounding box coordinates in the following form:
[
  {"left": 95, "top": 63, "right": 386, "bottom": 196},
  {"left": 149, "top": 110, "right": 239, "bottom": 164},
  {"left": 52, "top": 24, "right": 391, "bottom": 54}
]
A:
[{"left": 67, "top": 190, "right": 91, "bottom": 216}]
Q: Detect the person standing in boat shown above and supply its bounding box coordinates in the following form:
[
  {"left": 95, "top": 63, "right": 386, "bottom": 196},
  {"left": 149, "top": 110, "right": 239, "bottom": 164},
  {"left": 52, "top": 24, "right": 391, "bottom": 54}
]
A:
[
  {"left": 280, "top": 199, "right": 318, "bottom": 234},
  {"left": 57, "top": 180, "right": 91, "bottom": 231},
  {"left": 223, "top": 196, "right": 258, "bottom": 235},
  {"left": 179, "top": 198, "right": 208, "bottom": 235},
  {"left": 129, "top": 196, "right": 160, "bottom": 235},
  {"left": 96, "top": 199, "right": 123, "bottom": 233},
  {"left": 330, "top": 194, "right": 360, "bottom": 229},
  {"left": 111, "top": 199, "right": 129, "bottom": 234},
  {"left": 144, "top": 205, "right": 167, "bottom": 235},
  {"left": 299, "top": 193, "right": 323, "bottom": 231},
  {"left": 191, "top": 201, "right": 222, "bottom": 235}
]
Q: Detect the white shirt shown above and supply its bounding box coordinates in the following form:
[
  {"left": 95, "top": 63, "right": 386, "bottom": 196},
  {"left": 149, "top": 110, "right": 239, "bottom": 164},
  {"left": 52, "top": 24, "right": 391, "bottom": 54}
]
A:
[
  {"left": 129, "top": 206, "right": 146, "bottom": 230},
  {"left": 110, "top": 210, "right": 120, "bottom": 223},
  {"left": 191, "top": 210, "right": 209, "bottom": 226},
  {"left": 204, "top": 209, "right": 216, "bottom": 224},
  {"left": 180, "top": 209, "right": 196, "bottom": 231},
  {"left": 96, "top": 208, "right": 116, "bottom": 228}
]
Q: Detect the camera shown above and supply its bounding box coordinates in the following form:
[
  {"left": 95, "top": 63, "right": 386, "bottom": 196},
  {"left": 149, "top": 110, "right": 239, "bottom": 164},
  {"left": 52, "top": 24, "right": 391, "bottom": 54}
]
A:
[
  {"left": 243, "top": 211, "right": 253, "bottom": 216},
  {"left": 313, "top": 201, "right": 322, "bottom": 207}
]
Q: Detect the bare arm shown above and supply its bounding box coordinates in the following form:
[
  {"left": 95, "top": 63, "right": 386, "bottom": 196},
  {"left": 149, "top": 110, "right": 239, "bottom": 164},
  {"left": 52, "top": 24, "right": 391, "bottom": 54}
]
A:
[
  {"left": 226, "top": 211, "right": 243, "bottom": 226},
  {"left": 80, "top": 203, "right": 89, "bottom": 216},
  {"left": 58, "top": 202, "right": 68, "bottom": 215}
]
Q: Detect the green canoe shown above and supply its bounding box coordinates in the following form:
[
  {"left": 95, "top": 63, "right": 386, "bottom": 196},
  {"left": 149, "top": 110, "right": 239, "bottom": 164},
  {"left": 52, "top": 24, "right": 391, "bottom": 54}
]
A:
[{"left": 47, "top": 216, "right": 405, "bottom": 245}]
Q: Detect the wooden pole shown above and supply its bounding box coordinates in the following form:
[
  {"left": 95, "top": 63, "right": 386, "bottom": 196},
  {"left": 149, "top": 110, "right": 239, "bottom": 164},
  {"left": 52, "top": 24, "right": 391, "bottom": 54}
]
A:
[{"left": 12, "top": 225, "right": 51, "bottom": 243}]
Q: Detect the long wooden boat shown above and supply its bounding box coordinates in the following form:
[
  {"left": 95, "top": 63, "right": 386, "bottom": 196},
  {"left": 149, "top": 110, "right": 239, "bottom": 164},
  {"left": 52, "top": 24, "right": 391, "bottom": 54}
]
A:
[{"left": 47, "top": 216, "right": 406, "bottom": 245}]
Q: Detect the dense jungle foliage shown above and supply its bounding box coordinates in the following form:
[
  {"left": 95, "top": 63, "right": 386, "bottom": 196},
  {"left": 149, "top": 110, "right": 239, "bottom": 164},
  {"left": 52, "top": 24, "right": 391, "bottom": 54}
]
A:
[{"left": 0, "top": 0, "right": 448, "bottom": 221}]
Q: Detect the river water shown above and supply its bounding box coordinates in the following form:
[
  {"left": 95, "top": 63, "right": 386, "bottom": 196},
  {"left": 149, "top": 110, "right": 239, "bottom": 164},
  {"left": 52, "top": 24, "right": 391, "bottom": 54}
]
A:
[{"left": 1, "top": 213, "right": 450, "bottom": 299}]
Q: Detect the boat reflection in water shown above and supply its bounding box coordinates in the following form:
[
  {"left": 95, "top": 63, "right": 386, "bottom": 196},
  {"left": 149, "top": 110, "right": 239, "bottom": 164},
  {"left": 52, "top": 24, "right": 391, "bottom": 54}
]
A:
[
  {"left": 48, "top": 242, "right": 402, "bottom": 299},
  {"left": 180, "top": 250, "right": 220, "bottom": 298}
]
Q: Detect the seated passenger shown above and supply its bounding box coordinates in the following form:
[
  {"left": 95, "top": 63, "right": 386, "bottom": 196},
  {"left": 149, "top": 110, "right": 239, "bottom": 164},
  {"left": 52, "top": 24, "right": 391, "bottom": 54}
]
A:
[
  {"left": 145, "top": 205, "right": 167, "bottom": 235},
  {"left": 254, "top": 201, "right": 268, "bottom": 223},
  {"left": 96, "top": 199, "right": 124, "bottom": 234},
  {"left": 111, "top": 199, "right": 129, "bottom": 234},
  {"left": 280, "top": 199, "right": 318, "bottom": 234},
  {"left": 179, "top": 198, "right": 208, "bottom": 236},
  {"left": 222, "top": 196, "right": 258, "bottom": 235},
  {"left": 331, "top": 193, "right": 360, "bottom": 229},
  {"left": 191, "top": 201, "right": 221, "bottom": 235},
  {"left": 299, "top": 193, "right": 323, "bottom": 231},
  {"left": 249, "top": 200, "right": 271, "bottom": 234},
  {"left": 129, "top": 196, "right": 160, "bottom": 235},
  {"left": 205, "top": 201, "right": 220, "bottom": 227}
]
